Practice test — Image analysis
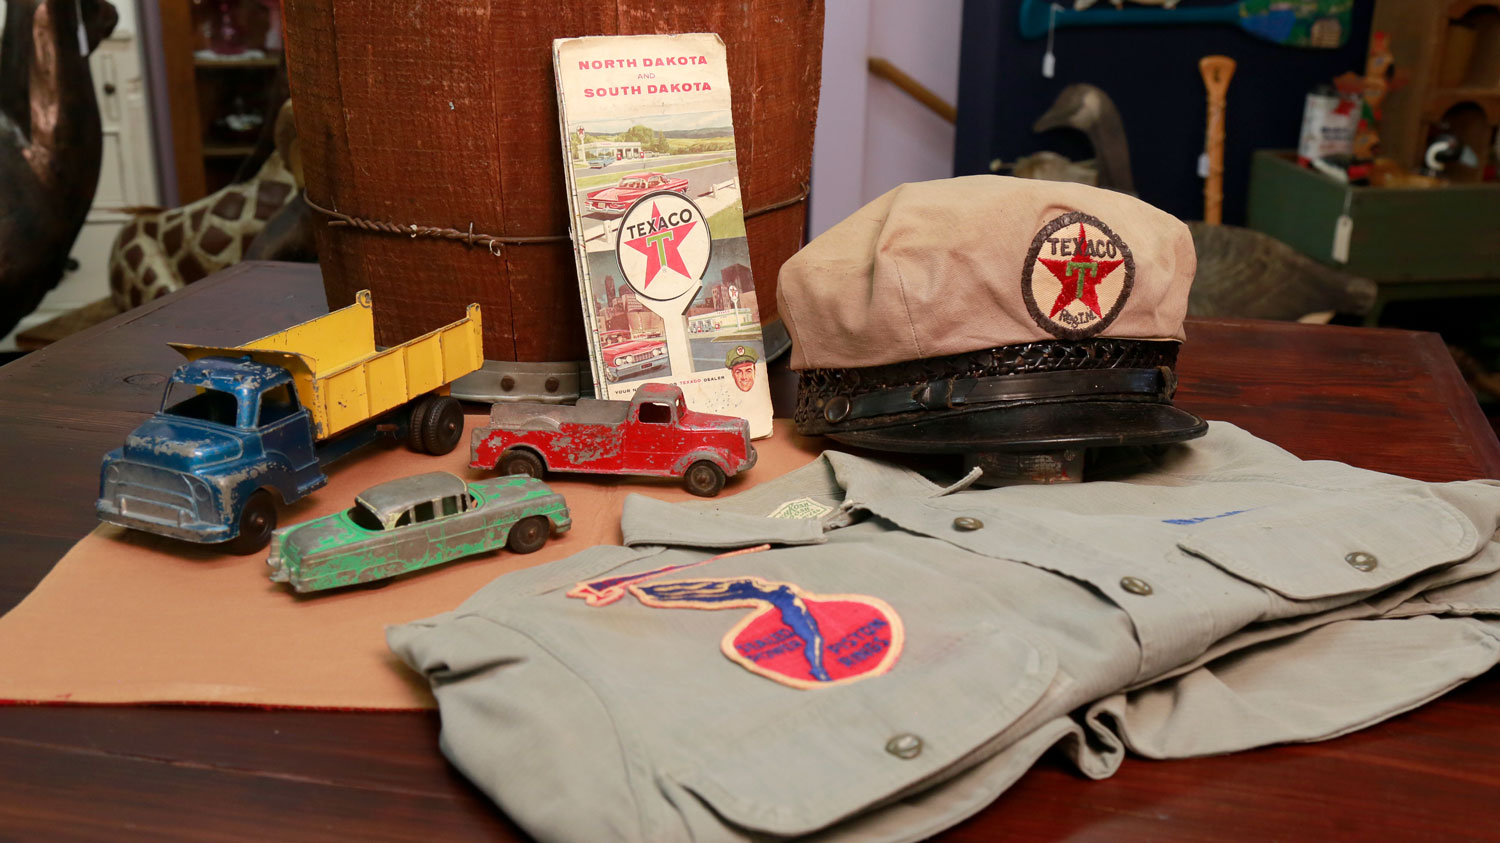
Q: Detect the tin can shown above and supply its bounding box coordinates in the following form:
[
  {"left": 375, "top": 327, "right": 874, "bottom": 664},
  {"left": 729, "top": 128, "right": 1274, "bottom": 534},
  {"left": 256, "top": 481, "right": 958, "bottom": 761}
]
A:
[{"left": 1297, "top": 86, "right": 1358, "bottom": 166}]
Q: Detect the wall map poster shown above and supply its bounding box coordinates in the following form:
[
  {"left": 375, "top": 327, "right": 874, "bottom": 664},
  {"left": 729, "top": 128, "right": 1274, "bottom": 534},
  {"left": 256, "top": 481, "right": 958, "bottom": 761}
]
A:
[{"left": 553, "top": 33, "right": 772, "bottom": 438}]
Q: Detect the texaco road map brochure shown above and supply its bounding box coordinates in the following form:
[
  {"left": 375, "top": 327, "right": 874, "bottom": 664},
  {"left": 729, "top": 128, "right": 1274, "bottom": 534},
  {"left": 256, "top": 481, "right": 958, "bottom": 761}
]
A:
[{"left": 552, "top": 33, "right": 772, "bottom": 438}]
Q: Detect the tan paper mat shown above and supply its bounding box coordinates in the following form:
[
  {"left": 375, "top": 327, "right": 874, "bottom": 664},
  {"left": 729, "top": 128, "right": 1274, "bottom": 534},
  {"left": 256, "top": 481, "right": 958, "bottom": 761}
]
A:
[{"left": 0, "top": 417, "right": 821, "bottom": 709}]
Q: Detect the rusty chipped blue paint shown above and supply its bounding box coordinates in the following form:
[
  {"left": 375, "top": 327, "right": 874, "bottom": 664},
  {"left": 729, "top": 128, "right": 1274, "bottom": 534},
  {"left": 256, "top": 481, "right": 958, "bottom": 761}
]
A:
[{"left": 266, "top": 473, "right": 571, "bottom": 593}]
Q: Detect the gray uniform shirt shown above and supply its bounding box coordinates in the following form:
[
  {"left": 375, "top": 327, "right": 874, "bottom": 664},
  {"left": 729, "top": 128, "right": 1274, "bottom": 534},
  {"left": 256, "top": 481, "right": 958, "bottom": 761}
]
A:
[{"left": 388, "top": 423, "right": 1500, "bottom": 842}]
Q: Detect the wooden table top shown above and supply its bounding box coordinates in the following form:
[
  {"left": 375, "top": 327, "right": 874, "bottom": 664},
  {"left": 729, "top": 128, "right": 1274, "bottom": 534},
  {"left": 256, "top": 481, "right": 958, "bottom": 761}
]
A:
[{"left": 3, "top": 262, "right": 1498, "bottom": 840}]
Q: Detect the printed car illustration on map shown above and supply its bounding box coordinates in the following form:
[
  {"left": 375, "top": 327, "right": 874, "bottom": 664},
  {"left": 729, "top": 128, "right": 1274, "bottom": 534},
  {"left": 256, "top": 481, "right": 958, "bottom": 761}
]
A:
[
  {"left": 584, "top": 172, "right": 690, "bottom": 214},
  {"left": 265, "top": 472, "right": 570, "bottom": 593},
  {"left": 601, "top": 331, "right": 668, "bottom": 382}
]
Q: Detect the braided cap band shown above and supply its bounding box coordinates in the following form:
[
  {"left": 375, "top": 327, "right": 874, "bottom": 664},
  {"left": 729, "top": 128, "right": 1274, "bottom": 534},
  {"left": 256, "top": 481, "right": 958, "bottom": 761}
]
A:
[{"left": 795, "top": 338, "right": 1181, "bottom": 437}]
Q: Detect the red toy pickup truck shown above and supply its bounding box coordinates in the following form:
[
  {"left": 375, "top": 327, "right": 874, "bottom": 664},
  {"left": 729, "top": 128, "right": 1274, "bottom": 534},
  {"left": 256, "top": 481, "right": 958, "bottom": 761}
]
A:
[{"left": 470, "top": 383, "right": 756, "bottom": 496}]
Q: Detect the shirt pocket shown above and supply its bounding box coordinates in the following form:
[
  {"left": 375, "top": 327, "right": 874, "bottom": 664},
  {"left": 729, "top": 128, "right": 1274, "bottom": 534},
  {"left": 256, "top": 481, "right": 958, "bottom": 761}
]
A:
[
  {"left": 663, "top": 622, "right": 1057, "bottom": 838},
  {"left": 1176, "top": 489, "right": 1480, "bottom": 601},
  {"left": 858, "top": 496, "right": 1215, "bottom": 683}
]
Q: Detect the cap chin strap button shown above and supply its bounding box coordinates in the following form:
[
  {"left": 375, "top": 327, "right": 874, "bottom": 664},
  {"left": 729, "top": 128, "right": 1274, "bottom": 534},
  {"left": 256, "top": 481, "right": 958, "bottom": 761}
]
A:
[{"left": 824, "top": 395, "right": 852, "bottom": 424}]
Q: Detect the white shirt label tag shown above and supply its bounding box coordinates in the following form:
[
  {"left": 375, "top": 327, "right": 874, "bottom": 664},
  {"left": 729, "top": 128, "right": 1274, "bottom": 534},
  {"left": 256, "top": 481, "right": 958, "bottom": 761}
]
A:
[{"left": 768, "top": 497, "right": 834, "bottom": 520}]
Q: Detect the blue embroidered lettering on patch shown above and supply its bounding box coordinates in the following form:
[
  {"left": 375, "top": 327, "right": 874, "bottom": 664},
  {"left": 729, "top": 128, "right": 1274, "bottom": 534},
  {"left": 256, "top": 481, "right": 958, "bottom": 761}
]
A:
[{"left": 1163, "top": 509, "right": 1250, "bottom": 526}]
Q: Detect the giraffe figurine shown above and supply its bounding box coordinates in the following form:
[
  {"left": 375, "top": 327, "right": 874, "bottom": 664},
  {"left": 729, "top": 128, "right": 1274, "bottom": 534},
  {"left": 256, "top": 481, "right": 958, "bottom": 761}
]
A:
[{"left": 108, "top": 101, "right": 301, "bottom": 310}]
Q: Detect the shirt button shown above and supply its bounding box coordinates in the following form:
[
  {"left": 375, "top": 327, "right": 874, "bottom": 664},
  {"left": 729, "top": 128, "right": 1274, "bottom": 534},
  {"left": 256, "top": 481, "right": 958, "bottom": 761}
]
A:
[
  {"left": 886, "top": 734, "right": 923, "bottom": 759},
  {"left": 1120, "top": 576, "right": 1153, "bottom": 596},
  {"left": 1345, "top": 551, "right": 1378, "bottom": 572},
  {"left": 952, "top": 516, "right": 984, "bottom": 531}
]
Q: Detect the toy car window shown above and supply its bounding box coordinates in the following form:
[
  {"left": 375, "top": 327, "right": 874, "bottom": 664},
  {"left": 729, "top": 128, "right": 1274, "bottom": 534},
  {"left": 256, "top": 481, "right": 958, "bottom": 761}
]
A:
[
  {"left": 441, "top": 496, "right": 461, "bottom": 517},
  {"left": 258, "top": 384, "right": 299, "bottom": 426},
  {"left": 413, "top": 501, "right": 436, "bottom": 523},
  {"left": 348, "top": 504, "right": 382, "bottom": 531},
  {"left": 162, "top": 383, "right": 241, "bottom": 427},
  {"left": 639, "top": 402, "right": 672, "bottom": 424},
  {"left": 393, "top": 510, "right": 412, "bottom": 528}
]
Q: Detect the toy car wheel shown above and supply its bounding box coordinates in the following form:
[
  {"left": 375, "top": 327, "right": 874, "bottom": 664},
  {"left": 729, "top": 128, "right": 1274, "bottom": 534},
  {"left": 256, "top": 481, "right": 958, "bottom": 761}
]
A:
[
  {"left": 506, "top": 516, "right": 550, "bottom": 554},
  {"left": 225, "top": 490, "right": 277, "bottom": 555},
  {"left": 420, "top": 395, "right": 464, "bottom": 455},
  {"left": 407, "top": 395, "right": 435, "bottom": 452},
  {"left": 683, "top": 460, "right": 726, "bottom": 497},
  {"left": 499, "top": 449, "right": 545, "bottom": 478}
]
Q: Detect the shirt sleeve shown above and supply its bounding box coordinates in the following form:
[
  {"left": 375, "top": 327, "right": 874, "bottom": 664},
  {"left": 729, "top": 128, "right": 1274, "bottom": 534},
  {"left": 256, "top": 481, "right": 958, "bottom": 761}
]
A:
[{"left": 1085, "top": 615, "right": 1500, "bottom": 759}]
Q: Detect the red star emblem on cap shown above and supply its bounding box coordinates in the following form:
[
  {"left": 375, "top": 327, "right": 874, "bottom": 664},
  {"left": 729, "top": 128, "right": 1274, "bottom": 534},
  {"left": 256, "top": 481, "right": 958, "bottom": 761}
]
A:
[
  {"left": 624, "top": 202, "right": 697, "bottom": 289},
  {"left": 1037, "top": 224, "right": 1124, "bottom": 318}
]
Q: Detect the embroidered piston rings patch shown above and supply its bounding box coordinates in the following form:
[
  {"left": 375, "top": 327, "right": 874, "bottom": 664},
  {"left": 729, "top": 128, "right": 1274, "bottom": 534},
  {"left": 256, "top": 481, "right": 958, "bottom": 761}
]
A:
[
  {"left": 1022, "top": 211, "right": 1135, "bottom": 340},
  {"left": 568, "top": 547, "right": 905, "bottom": 690}
]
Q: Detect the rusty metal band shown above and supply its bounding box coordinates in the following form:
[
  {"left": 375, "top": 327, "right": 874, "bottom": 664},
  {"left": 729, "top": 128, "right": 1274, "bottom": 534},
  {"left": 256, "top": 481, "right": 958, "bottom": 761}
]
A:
[{"left": 304, "top": 184, "right": 809, "bottom": 256}]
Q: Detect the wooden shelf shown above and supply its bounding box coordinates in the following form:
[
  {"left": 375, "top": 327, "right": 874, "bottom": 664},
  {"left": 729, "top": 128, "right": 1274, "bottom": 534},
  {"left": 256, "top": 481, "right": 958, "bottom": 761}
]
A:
[
  {"left": 1429, "top": 86, "right": 1500, "bottom": 100},
  {"left": 160, "top": 0, "right": 286, "bottom": 201},
  {"left": 202, "top": 143, "right": 258, "bottom": 158},
  {"left": 194, "top": 53, "right": 282, "bottom": 70}
]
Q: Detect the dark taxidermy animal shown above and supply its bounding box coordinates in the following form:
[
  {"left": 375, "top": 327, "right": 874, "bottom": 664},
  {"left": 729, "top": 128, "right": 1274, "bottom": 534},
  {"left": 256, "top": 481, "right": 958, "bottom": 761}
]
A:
[{"left": 0, "top": 0, "right": 117, "bottom": 339}]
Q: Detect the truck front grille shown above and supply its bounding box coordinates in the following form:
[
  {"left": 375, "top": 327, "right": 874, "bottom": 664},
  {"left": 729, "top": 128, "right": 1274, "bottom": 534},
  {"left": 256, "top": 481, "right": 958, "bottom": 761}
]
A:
[{"left": 104, "top": 463, "right": 210, "bottom": 527}]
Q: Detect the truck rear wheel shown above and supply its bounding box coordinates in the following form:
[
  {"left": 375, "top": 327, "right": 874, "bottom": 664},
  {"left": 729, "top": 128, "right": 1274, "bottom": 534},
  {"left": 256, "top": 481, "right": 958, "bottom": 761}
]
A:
[
  {"left": 683, "top": 461, "right": 726, "bottom": 497},
  {"left": 499, "top": 449, "right": 545, "bottom": 478},
  {"left": 407, "top": 396, "right": 435, "bottom": 452},
  {"left": 419, "top": 395, "right": 464, "bottom": 455},
  {"left": 224, "top": 490, "right": 277, "bottom": 555},
  {"left": 506, "top": 516, "right": 550, "bottom": 554}
]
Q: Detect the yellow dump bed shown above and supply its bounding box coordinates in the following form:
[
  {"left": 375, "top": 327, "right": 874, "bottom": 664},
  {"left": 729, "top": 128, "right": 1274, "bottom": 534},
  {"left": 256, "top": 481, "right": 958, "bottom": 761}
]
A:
[{"left": 171, "top": 290, "right": 483, "bottom": 440}]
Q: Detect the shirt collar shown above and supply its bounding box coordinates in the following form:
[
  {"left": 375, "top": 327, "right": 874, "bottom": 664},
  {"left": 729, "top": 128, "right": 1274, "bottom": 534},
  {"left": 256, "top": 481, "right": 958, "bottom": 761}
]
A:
[{"left": 619, "top": 451, "right": 977, "bottom": 549}]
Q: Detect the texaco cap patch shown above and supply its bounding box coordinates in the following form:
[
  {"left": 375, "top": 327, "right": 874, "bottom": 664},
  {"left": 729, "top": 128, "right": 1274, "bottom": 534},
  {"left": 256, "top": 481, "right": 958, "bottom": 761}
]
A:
[{"left": 1022, "top": 211, "right": 1135, "bottom": 340}]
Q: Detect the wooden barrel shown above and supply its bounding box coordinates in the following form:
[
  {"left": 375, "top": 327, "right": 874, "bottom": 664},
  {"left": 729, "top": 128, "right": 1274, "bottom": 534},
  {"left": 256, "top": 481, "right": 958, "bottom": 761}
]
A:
[{"left": 281, "top": 1, "right": 823, "bottom": 362}]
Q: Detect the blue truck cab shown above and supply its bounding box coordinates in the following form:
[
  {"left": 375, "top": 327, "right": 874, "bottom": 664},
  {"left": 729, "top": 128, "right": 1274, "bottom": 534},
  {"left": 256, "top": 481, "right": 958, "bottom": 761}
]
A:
[{"left": 98, "top": 357, "right": 337, "bottom": 551}]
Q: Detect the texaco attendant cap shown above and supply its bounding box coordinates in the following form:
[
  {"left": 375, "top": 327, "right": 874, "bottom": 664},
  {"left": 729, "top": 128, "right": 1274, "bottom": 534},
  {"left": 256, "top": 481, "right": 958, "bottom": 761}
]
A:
[
  {"left": 778, "top": 175, "right": 1196, "bottom": 370},
  {"left": 777, "top": 176, "right": 1206, "bottom": 467}
]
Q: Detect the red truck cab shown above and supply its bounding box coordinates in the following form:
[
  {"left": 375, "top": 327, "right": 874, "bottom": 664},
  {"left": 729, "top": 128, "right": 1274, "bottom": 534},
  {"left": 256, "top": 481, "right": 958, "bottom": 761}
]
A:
[{"left": 470, "top": 383, "right": 756, "bottom": 496}]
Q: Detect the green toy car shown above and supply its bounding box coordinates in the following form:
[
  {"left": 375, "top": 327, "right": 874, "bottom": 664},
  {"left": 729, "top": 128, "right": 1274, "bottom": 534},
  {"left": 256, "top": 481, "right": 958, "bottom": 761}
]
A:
[{"left": 266, "top": 471, "right": 570, "bottom": 593}]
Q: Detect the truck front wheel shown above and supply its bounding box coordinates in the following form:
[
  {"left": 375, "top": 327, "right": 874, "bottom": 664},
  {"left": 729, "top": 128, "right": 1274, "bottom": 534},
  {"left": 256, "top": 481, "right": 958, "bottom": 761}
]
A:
[
  {"left": 225, "top": 490, "right": 277, "bottom": 555},
  {"left": 499, "top": 449, "right": 545, "bottom": 478},
  {"left": 683, "top": 461, "right": 726, "bottom": 497}
]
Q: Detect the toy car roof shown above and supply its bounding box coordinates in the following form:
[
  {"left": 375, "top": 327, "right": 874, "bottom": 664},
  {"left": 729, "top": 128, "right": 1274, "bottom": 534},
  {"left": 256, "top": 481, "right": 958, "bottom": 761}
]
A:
[{"left": 356, "top": 471, "right": 469, "bottom": 521}]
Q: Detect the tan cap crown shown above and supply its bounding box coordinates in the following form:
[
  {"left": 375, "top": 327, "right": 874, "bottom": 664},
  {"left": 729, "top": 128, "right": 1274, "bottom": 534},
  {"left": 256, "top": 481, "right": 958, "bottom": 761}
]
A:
[{"left": 778, "top": 176, "right": 1196, "bottom": 370}]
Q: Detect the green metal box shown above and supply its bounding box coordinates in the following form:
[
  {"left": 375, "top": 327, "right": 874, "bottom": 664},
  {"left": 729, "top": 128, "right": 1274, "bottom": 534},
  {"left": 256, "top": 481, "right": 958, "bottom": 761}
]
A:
[{"left": 1247, "top": 150, "right": 1500, "bottom": 283}]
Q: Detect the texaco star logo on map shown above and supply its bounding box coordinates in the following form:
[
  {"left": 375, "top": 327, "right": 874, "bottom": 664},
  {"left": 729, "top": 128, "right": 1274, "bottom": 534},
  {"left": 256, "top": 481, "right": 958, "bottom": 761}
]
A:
[
  {"left": 616, "top": 191, "right": 712, "bottom": 302},
  {"left": 1021, "top": 211, "right": 1135, "bottom": 340}
]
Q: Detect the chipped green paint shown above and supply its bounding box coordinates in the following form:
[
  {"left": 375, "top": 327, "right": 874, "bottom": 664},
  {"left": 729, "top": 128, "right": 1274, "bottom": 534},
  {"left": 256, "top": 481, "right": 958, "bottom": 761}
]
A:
[{"left": 267, "top": 474, "right": 570, "bottom": 593}]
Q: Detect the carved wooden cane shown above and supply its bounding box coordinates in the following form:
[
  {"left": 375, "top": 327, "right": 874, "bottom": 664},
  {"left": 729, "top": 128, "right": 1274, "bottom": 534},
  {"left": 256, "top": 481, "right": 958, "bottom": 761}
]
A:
[{"left": 1198, "top": 55, "right": 1235, "bottom": 225}]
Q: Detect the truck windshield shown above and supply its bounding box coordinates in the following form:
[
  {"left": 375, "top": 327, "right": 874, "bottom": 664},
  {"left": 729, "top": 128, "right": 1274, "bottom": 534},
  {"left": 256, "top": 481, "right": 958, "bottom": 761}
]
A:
[{"left": 162, "top": 382, "right": 242, "bottom": 427}]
